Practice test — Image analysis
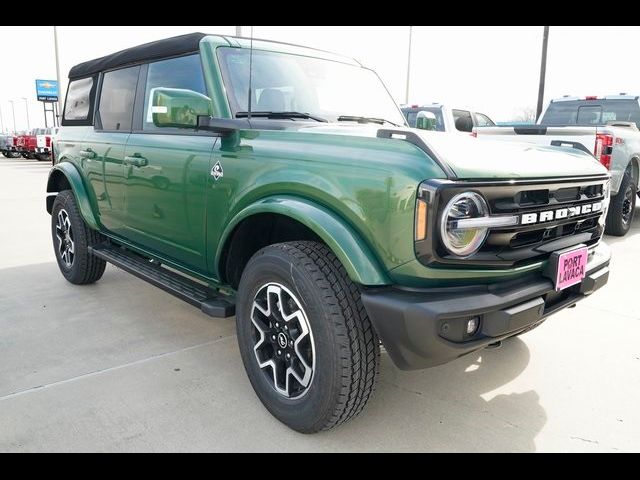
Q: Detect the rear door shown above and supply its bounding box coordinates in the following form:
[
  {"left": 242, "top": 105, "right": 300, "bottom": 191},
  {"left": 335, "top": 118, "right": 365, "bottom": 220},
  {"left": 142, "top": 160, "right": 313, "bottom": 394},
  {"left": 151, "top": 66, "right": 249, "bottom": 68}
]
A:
[
  {"left": 123, "top": 54, "right": 215, "bottom": 273},
  {"left": 83, "top": 65, "right": 140, "bottom": 236}
]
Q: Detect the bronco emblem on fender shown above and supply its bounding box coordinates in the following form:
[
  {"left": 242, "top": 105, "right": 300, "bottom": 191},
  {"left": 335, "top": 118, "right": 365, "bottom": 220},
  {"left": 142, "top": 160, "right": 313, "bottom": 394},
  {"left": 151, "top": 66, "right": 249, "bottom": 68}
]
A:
[{"left": 211, "top": 161, "right": 223, "bottom": 180}]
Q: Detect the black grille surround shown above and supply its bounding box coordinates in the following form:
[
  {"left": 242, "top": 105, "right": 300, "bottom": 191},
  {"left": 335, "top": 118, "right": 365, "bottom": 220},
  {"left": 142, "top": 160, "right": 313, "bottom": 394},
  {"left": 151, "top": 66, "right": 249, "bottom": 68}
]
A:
[{"left": 415, "top": 175, "right": 610, "bottom": 269}]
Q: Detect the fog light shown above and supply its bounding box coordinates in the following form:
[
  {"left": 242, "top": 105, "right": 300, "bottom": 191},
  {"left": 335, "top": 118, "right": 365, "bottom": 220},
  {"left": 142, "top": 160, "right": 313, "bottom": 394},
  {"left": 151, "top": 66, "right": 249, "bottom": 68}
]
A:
[{"left": 466, "top": 317, "right": 479, "bottom": 335}]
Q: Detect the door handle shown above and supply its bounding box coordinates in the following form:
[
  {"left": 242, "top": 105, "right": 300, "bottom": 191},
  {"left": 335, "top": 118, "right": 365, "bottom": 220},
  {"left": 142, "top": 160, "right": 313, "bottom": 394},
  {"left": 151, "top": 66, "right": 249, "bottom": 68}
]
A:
[
  {"left": 123, "top": 155, "right": 148, "bottom": 167},
  {"left": 79, "top": 148, "right": 96, "bottom": 159}
]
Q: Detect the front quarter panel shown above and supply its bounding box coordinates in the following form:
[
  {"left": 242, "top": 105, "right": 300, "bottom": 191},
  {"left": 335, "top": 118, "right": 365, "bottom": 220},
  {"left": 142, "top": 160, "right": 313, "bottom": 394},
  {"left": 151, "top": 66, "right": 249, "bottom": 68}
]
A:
[{"left": 208, "top": 129, "right": 447, "bottom": 286}]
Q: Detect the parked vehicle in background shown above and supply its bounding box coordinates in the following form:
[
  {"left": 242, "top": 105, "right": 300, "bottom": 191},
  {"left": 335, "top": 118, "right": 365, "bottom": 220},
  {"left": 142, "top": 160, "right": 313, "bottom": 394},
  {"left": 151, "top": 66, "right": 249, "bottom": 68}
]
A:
[
  {"left": 15, "top": 128, "right": 56, "bottom": 161},
  {"left": 16, "top": 130, "right": 36, "bottom": 159},
  {"left": 35, "top": 127, "right": 59, "bottom": 161},
  {"left": 0, "top": 134, "right": 21, "bottom": 158},
  {"left": 475, "top": 94, "right": 640, "bottom": 236},
  {"left": 48, "top": 33, "right": 611, "bottom": 433},
  {"left": 401, "top": 103, "right": 495, "bottom": 133}
]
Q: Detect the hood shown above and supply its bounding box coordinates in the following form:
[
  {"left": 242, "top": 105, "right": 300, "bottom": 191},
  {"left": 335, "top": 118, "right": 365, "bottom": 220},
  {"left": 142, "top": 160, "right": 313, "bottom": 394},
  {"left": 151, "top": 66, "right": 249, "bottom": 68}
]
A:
[
  {"left": 293, "top": 123, "right": 607, "bottom": 179},
  {"left": 415, "top": 130, "right": 607, "bottom": 179}
]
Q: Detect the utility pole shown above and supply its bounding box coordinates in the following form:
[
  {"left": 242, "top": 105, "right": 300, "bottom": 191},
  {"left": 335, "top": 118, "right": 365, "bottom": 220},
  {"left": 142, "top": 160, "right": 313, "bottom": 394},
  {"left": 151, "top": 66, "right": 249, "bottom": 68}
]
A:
[
  {"left": 53, "top": 26, "right": 62, "bottom": 125},
  {"left": 405, "top": 26, "right": 413, "bottom": 104},
  {"left": 0, "top": 105, "right": 4, "bottom": 133},
  {"left": 9, "top": 100, "right": 16, "bottom": 132},
  {"left": 236, "top": 26, "right": 242, "bottom": 37},
  {"left": 536, "top": 26, "right": 550, "bottom": 121},
  {"left": 21, "top": 98, "right": 30, "bottom": 130}
]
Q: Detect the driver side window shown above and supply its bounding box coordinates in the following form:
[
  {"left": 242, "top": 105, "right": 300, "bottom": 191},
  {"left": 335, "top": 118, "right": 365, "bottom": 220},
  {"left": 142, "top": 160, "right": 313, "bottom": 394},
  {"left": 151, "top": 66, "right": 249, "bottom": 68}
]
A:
[{"left": 143, "top": 55, "right": 208, "bottom": 132}]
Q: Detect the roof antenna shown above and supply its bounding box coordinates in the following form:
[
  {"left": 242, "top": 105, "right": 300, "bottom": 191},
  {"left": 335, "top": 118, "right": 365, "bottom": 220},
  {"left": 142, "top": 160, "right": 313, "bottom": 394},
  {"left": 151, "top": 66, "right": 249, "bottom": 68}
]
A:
[{"left": 247, "top": 26, "right": 254, "bottom": 124}]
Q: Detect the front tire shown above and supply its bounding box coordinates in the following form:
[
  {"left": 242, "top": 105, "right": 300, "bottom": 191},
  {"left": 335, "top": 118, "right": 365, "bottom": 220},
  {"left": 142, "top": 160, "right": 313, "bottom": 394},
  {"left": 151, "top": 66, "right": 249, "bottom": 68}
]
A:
[
  {"left": 51, "top": 190, "right": 106, "bottom": 284},
  {"left": 606, "top": 171, "right": 636, "bottom": 236},
  {"left": 236, "top": 241, "right": 380, "bottom": 433}
]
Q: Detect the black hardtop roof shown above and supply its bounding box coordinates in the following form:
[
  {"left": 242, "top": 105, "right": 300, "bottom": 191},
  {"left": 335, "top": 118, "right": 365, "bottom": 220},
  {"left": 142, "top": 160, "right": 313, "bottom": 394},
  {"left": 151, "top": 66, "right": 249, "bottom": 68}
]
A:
[{"left": 68, "top": 32, "right": 207, "bottom": 79}]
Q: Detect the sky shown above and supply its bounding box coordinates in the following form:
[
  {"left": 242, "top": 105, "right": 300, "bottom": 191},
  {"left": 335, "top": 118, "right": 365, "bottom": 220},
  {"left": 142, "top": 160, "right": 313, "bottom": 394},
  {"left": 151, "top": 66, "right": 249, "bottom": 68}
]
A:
[{"left": 0, "top": 26, "right": 638, "bottom": 132}]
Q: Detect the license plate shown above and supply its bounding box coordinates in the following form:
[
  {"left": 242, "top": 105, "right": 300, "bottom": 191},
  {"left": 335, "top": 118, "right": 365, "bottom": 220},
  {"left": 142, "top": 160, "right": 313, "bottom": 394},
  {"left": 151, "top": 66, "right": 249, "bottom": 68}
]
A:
[{"left": 554, "top": 247, "right": 588, "bottom": 291}]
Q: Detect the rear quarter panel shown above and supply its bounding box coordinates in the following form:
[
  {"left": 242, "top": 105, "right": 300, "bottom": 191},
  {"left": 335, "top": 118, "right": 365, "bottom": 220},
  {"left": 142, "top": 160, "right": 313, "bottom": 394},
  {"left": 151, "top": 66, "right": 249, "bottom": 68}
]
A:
[{"left": 609, "top": 127, "right": 640, "bottom": 194}]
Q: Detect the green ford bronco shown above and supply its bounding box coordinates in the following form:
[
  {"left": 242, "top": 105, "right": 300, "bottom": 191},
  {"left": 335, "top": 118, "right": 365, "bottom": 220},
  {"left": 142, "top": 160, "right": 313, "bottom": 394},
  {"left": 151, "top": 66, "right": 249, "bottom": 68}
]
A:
[{"left": 48, "top": 33, "right": 611, "bottom": 433}]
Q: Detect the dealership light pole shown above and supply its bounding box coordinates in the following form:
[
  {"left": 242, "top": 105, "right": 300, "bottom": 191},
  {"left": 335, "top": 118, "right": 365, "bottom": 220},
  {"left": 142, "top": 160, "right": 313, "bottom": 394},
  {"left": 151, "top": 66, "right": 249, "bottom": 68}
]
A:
[
  {"left": 8, "top": 100, "right": 16, "bottom": 132},
  {"left": 53, "top": 26, "right": 62, "bottom": 124},
  {"left": 536, "top": 26, "right": 550, "bottom": 121},
  {"left": 236, "top": 26, "right": 242, "bottom": 37},
  {"left": 21, "top": 97, "right": 30, "bottom": 130},
  {"left": 405, "top": 26, "right": 413, "bottom": 104},
  {"left": 0, "top": 105, "right": 4, "bottom": 133}
]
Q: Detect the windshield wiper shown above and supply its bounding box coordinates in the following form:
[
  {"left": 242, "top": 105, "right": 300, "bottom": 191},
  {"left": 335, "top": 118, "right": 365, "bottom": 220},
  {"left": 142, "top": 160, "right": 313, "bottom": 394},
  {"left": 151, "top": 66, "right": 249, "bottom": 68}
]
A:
[
  {"left": 236, "top": 111, "right": 328, "bottom": 122},
  {"left": 337, "top": 115, "right": 401, "bottom": 127}
]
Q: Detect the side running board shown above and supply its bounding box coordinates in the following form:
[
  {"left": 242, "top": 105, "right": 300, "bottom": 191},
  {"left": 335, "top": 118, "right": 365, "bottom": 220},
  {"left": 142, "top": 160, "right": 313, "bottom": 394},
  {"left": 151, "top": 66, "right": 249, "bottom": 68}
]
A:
[{"left": 89, "top": 243, "right": 235, "bottom": 318}]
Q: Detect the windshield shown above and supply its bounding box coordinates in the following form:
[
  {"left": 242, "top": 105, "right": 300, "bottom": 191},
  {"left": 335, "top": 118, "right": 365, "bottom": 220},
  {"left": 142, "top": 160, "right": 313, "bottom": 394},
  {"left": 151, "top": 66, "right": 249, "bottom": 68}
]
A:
[
  {"left": 217, "top": 47, "right": 406, "bottom": 125},
  {"left": 541, "top": 99, "right": 640, "bottom": 128}
]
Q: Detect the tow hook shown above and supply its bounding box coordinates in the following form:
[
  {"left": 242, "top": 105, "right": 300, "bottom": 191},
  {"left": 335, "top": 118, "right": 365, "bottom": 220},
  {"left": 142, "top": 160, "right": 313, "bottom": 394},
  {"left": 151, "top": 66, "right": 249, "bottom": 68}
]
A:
[{"left": 486, "top": 341, "right": 502, "bottom": 350}]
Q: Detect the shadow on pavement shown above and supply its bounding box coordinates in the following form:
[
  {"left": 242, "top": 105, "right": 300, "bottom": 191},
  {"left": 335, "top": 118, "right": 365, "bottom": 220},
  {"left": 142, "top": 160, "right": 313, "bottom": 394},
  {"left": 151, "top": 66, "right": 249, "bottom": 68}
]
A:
[{"left": 349, "top": 336, "right": 546, "bottom": 451}]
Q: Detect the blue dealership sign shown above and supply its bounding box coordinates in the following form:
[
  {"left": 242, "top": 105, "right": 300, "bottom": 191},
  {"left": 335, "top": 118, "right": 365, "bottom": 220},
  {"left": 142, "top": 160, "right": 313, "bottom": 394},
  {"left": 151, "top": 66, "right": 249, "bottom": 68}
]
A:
[{"left": 35, "top": 79, "right": 59, "bottom": 102}]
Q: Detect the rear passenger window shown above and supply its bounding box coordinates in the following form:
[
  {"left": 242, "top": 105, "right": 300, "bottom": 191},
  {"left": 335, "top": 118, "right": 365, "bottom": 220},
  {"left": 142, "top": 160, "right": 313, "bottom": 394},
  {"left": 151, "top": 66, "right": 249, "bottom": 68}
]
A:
[
  {"left": 453, "top": 109, "right": 473, "bottom": 132},
  {"left": 63, "top": 77, "right": 94, "bottom": 123},
  {"left": 143, "top": 55, "right": 208, "bottom": 131},
  {"left": 98, "top": 66, "right": 140, "bottom": 131}
]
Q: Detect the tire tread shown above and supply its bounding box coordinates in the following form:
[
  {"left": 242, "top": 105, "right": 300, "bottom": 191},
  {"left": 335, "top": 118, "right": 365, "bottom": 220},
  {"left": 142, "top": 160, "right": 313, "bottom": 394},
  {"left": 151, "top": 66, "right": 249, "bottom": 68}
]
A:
[
  {"left": 271, "top": 241, "right": 380, "bottom": 431},
  {"left": 53, "top": 190, "right": 106, "bottom": 284}
]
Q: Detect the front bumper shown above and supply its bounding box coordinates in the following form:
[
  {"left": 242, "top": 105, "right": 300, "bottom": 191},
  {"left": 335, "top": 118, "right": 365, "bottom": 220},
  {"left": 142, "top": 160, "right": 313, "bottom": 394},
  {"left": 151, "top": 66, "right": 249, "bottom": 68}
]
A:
[{"left": 362, "top": 242, "right": 610, "bottom": 370}]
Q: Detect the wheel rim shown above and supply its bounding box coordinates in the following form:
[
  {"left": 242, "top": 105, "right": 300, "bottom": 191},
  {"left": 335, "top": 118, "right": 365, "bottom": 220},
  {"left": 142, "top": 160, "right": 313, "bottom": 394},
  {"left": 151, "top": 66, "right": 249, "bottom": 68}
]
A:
[
  {"left": 55, "top": 209, "right": 75, "bottom": 268},
  {"left": 250, "top": 283, "right": 315, "bottom": 399},
  {"left": 622, "top": 186, "right": 635, "bottom": 225}
]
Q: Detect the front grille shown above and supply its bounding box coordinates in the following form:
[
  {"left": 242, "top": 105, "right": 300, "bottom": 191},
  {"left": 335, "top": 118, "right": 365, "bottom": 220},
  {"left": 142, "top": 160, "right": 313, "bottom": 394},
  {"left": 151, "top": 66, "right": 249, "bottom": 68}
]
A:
[{"left": 415, "top": 176, "right": 609, "bottom": 269}]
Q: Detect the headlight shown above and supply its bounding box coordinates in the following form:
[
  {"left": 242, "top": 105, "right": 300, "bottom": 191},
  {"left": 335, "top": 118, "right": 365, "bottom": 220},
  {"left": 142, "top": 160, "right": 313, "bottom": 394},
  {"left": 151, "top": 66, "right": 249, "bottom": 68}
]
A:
[{"left": 440, "top": 192, "right": 490, "bottom": 257}]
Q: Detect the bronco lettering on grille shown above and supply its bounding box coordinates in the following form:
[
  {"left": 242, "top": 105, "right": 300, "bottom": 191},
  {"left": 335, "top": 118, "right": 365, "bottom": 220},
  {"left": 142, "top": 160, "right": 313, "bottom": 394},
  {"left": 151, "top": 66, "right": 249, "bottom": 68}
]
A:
[{"left": 520, "top": 201, "right": 602, "bottom": 225}]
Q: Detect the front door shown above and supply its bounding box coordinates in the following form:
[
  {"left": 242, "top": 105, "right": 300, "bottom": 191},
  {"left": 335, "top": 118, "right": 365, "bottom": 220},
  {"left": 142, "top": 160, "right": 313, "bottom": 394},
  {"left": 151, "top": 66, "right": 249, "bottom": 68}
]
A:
[
  {"left": 122, "top": 55, "right": 215, "bottom": 273},
  {"left": 123, "top": 134, "right": 215, "bottom": 272}
]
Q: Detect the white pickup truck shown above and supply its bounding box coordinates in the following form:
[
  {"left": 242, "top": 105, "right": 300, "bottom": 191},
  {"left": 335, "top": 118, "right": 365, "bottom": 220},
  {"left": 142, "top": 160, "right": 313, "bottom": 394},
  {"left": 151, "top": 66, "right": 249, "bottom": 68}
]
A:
[
  {"left": 475, "top": 94, "right": 640, "bottom": 236},
  {"left": 401, "top": 103, "right": 496, "bottom": 133},
  {"left": 35, "top": 127, "right": 59, "bottom": 160}
]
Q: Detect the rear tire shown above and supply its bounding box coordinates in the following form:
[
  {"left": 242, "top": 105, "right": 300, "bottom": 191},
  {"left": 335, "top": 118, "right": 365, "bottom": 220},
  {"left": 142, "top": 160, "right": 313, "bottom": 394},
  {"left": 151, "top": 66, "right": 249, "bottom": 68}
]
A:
[
  {"left": 236, "top": 241, "right": 380, "bottom": 433},
  {"left": 51, "top": 190, "right": 106, "bottom": 285},
  {"left": 35, "top": 153, "right": 50, "bottom": 162},
  {"left": 605, "top": 171, "right": 636, "bottom": 236}
]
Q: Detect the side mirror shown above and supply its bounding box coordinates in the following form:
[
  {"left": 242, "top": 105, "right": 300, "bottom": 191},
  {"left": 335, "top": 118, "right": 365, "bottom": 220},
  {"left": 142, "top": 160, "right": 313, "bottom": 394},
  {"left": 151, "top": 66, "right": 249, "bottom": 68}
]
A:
[
  {"left": 415, "top": 111, "right": 437, "bottom": 131},
  {"left": 151, "top": 88, "right": 212, "bottom": 128}
]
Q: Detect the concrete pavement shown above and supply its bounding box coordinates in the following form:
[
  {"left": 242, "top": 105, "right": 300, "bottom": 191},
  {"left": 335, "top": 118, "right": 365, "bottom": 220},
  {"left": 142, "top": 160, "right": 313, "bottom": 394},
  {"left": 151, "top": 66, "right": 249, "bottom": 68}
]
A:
[{"left": 0, "top": 156, "right": 638, "bottom": 452}]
